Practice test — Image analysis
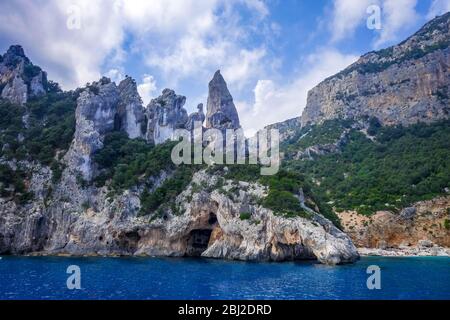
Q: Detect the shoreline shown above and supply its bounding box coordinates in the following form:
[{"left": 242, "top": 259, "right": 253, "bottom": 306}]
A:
[
  {"left": 1, "top": 249, "right": 449, "bottom": 260},
  {"left": 358, "top": 246, "right": 450, "bottom": 257}
]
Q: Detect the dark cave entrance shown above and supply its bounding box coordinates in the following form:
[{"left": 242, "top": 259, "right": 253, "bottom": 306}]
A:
[
  {"left": 185, "top": 212, "right": 217, "bottom": 257},
  {"left": 186, "top": 229, "right": 213, "bottom": 257}
]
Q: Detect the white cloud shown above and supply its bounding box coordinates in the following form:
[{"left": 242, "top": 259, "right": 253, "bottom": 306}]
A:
[
  {"left": 237, "top": 49, "right": 359, "bottom": 134},
  {"left": 0, "top": 0, "right": 126, "bottom": 89},
  {"left": 330, "top": 0, "right": 420, "bottom": 47},
  {"left": 0, "top": 0, "right": 269, "bottom": 91},
  {"left": 105, "top": 68, "right": 125, "bottom": 84},
  {"left": 144, "top": 0, "right": 270, "bottom": 90},
  {"left": 222, "top": 48, "right": 267, "bottom": 90},
  {"left": 240, "top": 0, "right": 269, "bottom": 18},
  {"left": 427, "top": 0, "right": 450, "bottom": 19},
  {"left": 331, "top": 0, "right": 373, "bottom": 42},
  {"left": 374, "top": 0, "right": 420, "bottom": 48},
  {"left": 137, "top": 74, "right": 158, "bottom": 106}
]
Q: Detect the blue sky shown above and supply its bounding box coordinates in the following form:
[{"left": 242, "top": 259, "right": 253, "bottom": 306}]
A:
[{"left": 0, "top": 0, "right": 449, "bottom": 134}]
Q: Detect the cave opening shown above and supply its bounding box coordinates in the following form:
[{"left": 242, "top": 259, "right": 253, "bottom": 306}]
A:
[
  {"left": 208, "top": 212, "right": 217, "bottom": 225},
  {"left": 186, "top": 229, "right": 213, "bottom": 257}
]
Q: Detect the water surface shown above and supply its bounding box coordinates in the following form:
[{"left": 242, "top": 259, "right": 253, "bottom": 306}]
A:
[{"left": 0, "top": 256, "right": 449, "bottom": 300}]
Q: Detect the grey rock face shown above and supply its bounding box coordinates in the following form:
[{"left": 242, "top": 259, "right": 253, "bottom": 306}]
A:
[
  {"left": 400, "top": 207, "right": 417, "bottom": 220},
  {"left": 1, "top": 74, "right": 28, "bottom": 105},
  {"left": 185, "top": 103, "right": 205, "bottom": 130},
  {"left": 263, "top": 117, "right": 302, "bottom": 142},
  {"left": 206, "top": 70, "right": 241, "bottom": 130},
  {"left": 0, "top": 169, "right": 358, "bottom": 265},
  {"left": 65, "top": 77, "right": 119, "bottom": 181},
  {"left": 301, "top": 12, "right": 450, "bottom": 127},
  {"left": 146, "top": 89, "right": 188, "bottom": 145},
  {"left": 117, "top": 76, "right": 146, "bottom": 139},
  {"left": 0, "top": 45, "right": 47, "bottom": 105}
]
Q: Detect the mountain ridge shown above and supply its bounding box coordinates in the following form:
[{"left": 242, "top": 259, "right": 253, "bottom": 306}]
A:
[
  {"left": 300, "top": 11, "right": 450, "bottom": 127},
  {"left": 0, "top": 13, "right": 449, "bottom": 261}
]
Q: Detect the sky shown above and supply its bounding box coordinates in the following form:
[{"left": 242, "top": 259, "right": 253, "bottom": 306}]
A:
[{"left": 0, "top": 0, "right": 449, "bottom": 135}]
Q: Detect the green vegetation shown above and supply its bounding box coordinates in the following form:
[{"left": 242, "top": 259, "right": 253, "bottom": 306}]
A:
[
  {"left": 281, "top": 119, "right": 352, "bottom": 154},
  {"left": 262, "top": 190, "right": 308, "bottom": 218},
  {"left": 0, "top": 91, "right": 77, "bottom": 202},
  {"left": 139, "top": 165, "right": 198, "bottom": 216},
  {"left": 444, "top": 219, "right": 450, "bottom": 230},
  {"left": 239, "top": 212, "right": 252, "bottom": 220},
  {"left": 0, "top": 92, "right": 76, "bottom": 164},
  {"left": 93, "top": 132, "right": 178, "bottom": 190},
  {"left": 0, "top": 164, "right": 33, "bottom": 204},
  {"left": 209, "top": 164, "right": 339, "bottom": 224},
  {"left": 285, "top": 120, "right": 450, "bottom": 216},
  {"left": 93, "top": 134, "right": 204, "bottom": 217},
  {"left": 23, "top": 64, "right": 42, "bottom": 80},
  {"left": 23, "top": 92, "right": 77, "bottom": 165}
]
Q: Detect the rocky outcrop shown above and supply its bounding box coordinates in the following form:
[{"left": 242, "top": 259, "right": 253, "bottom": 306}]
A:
[
  {"left": 206, "top": 70, "right": 241, "bottom": 130},
  {"left": 0, "top": 168, "right": 358, "bottom": 265},
  {"left": 301, "top": 12, "right": 450, "bottom": 127},
  {"left": 137, "top": 172, "right": 358, "bottom": 265},
  {"left": 0, "top": 45, "right": 47, "bottom": 105},
  {"left": 117, "top": 76, "right": 146, "bottom": 139},
  {"left": 338, "top": 196, "right": 450, "bottom": 252},
  {"left": 64, "top": 77, "right": 119, "bottom": 181},
  {"left": 264, "top": 117, "right": 301, "bottom": 142},
  {"left": 146, "top": 89, "right": 189, "bottom": 145},
  {"left": 185, "top": 103, "right": 205, "bottom": 130},
  {"left": 0, "top": 48, "right": 359, "bottom": 265},
  {"left": 144, "top": 71, "right": 241, "bottom": 145},
  {"left": 293, "top": 129, "right": 350, "bottom": 160}
]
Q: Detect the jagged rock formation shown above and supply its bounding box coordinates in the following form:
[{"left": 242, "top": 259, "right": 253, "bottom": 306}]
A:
[
  {"left": 206, "top": 70, "right": 241, "bottom": 130},
  {"left": 65, "top": 77, "right": 119, "bottom": 181},
  {"left": 143, "top": 71, "right": 240, "bottom": 145},
  {"left": 117, "top": 76, "right": 146, "bottom": 139},
  {"left": 0, "top": 45, "right": 47, "bottom": 105},
  {"left": 185, "top": 103, "right": 205, "bottom": 130},
  {"left": 301, "top": 12, "right": 450, "bottom": 127},
  {"left": 0, "top": 168, "right": 358, "bottom": 265},
  {"left": 146, "top": 89, "right": 189, "bottom": 145},
  {"left": 0, "top": 47, "right": 361, "bottom": 264}
]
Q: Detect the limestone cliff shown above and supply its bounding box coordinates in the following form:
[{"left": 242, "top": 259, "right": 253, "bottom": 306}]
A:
[
  {"left": 301, "top": 12, "right": 450, "bottom": 127},
  {"left": 0, "top": 45, "right": 47, "bottom": 105},
  {"left": 146, "top": 89, "right": 189, "bottom": 145},
  {"left": 117, "top": 76, "right": 146, "bottom": 139},
  {"left": 0, "top": 166, "right": 358, "bottom": 265},
  {"left": 65, "top": 77, "right": 120, "bottom": 181}
]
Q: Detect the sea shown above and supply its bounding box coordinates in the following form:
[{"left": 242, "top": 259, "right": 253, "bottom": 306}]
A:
[{"left": 0, "top": 256, "right": 449, "bottom": 300}]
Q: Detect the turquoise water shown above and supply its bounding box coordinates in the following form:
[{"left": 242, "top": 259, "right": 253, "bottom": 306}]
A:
[{"left": 0, "top": 256, "right": 449, "bottom": 300}]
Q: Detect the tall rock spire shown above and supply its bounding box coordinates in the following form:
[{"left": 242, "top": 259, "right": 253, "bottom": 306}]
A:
[
  {"left": 117, "top": 76, "right": 146, "bottom": 139},
  {"left": 205, "top": 70, "right": 240, "bottom": 130}
]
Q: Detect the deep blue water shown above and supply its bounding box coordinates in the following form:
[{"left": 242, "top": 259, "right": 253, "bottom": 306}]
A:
[{"left": 0, "top": 256, "right": 449, "bottom": 300}]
